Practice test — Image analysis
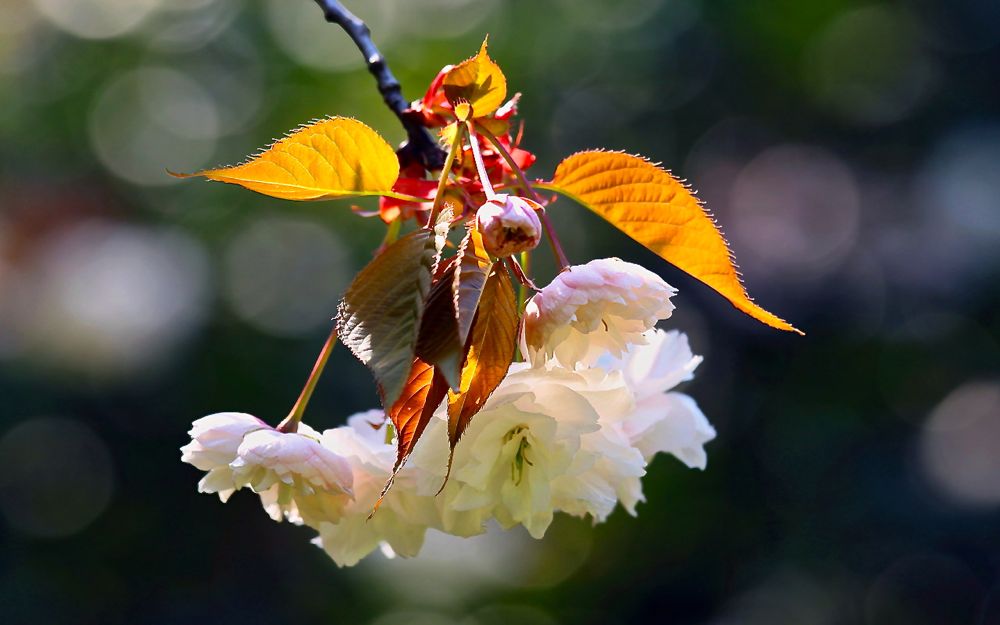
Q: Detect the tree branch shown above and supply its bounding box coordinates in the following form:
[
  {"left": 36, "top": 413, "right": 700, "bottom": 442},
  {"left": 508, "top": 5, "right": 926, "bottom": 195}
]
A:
[{"left": 313, "top": 0, "right": 446, "bottom": 171}]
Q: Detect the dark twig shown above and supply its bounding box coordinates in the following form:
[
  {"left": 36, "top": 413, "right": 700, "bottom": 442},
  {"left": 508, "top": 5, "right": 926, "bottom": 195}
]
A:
[{"left": 313, "top": 0, "right": 446, "bottom": 171}]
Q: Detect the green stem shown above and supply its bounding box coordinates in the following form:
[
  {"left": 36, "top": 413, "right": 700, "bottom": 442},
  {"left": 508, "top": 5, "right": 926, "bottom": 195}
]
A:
[
  {"left": 382, "top": 217, "right": 401, "bottom": 247},
  {"left": 277, "top": 325, "right": 338, "bottom": 433},
  {"left": 426, "top": 125, "right": 466, "bottom": 227},
  {"left": 381, "top": 191, "right": 436, "bottom": 203},
  {"left": 477, "top": 124, "right": 571, "bottom": 270},
  {"left": 518, "top": 250, "right": 530, "bottom": 312}
]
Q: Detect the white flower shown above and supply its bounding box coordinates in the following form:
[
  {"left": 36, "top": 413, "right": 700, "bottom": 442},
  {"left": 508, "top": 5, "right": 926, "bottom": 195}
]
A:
[
  {"left": 184, "top": 326, "right": 715, "bottom": 561},
  {"left": 313, "top": 410, "right": 440, "bottom": 567},
  {"left": 181, "top": 412, "right": 354, "bottom": 525},
  {"left": 475, "top": 194, "right": 542, "bottom": 257},
  {"left": 540, "top": 368, "right": 648, "bottom": 522},
  {"left": 180, "top": 412, "right": 267, "bottom": 501},
  {"left": 231, "top": 423, "right": 354, "bottom": 524},
  {"left": 523, "top": 258, "right": 676, "bottom": 368},
  {"left": 551, "top": 331, "right": 715, "bottom": 521},
  {"left": 551, "top": 425, "right": 647, "bottom": 521},
  {"left": 603, "top": 329, "right": 715, "bottom": 468},
  {"left": 411, "top": 363, "right": 602, "bottom": 539}
]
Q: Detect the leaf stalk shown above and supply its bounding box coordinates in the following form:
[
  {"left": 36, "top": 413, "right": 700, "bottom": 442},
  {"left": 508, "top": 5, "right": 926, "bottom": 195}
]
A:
[
  {"left": 277, "top": 325, "right": 338, "bottom": 433},
  {"left": 427, "top": 125, "right": 466, "bottom": 227}
]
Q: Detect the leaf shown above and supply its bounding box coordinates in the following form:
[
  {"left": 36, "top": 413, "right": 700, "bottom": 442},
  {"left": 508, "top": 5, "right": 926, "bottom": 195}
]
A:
[
  {"left": 538, "top": 151, "right": 801, "bottom": 334},
  {"left": 173, "top": 117, "right": 399, "bottom": 201},
  {"left": 336, "top": 229, "right": 436, "bottom": 409},
  {"left": 415, "top": 225, "right": 493, "bottom": 388},
  {"left": 447, "top": 264, "right": 518, "bottom": 449},
  {"left": 443, "top": 36, "right": 507, "bottom": 118},
  {"left": 388, "top": 357, "right": 449, "bottom": 473},
  {"left": 415, "top": 264, "right": 463, "bottom": 389},
  {"left": 454, "top": 224, "right": 493, "bottom": 348}
]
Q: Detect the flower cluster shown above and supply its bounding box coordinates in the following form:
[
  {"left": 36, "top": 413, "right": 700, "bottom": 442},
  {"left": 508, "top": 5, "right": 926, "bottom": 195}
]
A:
[{"left": 182, "top": 259, "right": 715, "bottom": 566}]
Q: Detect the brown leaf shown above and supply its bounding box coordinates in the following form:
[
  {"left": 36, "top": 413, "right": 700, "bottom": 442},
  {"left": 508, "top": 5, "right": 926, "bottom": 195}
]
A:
[
  {"left": 415, "top": 225, "right": 493, "bottom": 389},
  {"left": 336, "top": 230, "right": 435, "bottom": 409},
  {"left": 447, "top": 263, "right": 518, "bottom": 448},
  {"left": 453, "top": 224, "right": 492, "bottom": 348},
  {"left": 389, "top": 358, "right": 449, "bottom": 473},
  {"left": 415, "top": 264, "right": 462, "bottom": 388},
  {"left": 371, "top": 357, "right": 449, "bottom": 515}
]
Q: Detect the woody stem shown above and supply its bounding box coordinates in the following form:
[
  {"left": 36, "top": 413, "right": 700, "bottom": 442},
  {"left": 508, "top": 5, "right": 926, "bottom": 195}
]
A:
[
  {"left": 313, "top": 0, "right": 445, "bottom": 170},
  {"left": 277, "top": 325, "right": 338, "bottom": 433},
  {"left": 477, "top": 125, "right": 570, "bottom": 270},
  {"left": 466, "top": 121, "right": 498, "bottom": 201}
]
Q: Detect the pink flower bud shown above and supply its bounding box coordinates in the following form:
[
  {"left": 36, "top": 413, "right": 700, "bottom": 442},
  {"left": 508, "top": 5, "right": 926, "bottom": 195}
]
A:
[{"left": 475, "top": 194, "right": 543, "bottom": 257}]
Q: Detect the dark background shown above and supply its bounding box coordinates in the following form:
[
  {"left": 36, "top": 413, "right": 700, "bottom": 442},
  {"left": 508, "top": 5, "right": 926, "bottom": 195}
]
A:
[{"left": 1, "top": 0, "right": 999, "bottom": 623}]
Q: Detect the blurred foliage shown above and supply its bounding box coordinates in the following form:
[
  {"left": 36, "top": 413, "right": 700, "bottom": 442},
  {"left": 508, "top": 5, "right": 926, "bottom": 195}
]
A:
[{"left": 1, "top": 0, "right": 999, "bottom": 624}]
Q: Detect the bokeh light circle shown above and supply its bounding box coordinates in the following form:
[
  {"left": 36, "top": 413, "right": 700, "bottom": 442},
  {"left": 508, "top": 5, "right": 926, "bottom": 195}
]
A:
[
  {"left": 31, "top": 0, "right": 161, "bottom": 40},
  {"left": 89, "top": 66, "right": 220, "bottom": 186},
  {"left": 804, "top": 6, "right": 937, "bottom": 126},
  {"left": 865, "top": 553, "right": 983, "bottom": 625},
  {"left": 391, "top": 0, "right": 499, "bottom": 40},
  {"left": 0, "top": 417, "right": 114, "bottom": 538},
  {"left": 916, "top": 123, "right": 1000, "bottom": 241},
  {"left": 10, "top": 220, "right": 210, "bottom": 377},
  {"left": 730, "top": 144, "right": 860, "bottom": 280},
  {"left": 920, "top": 380, "right": 1000, "bottom": 506},
  {"left": 223, "top": 215, "right": 350, "bottom": 337},
  {"left": 265, "top": 0, "right": 395, "bottom": 72}
]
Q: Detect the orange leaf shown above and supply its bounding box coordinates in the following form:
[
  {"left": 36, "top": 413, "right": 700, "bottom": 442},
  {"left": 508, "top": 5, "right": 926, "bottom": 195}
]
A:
[
  {"left": 173, "top": 117, "right": 399, "bottom": 201},
  {"left": 388, "top": 357, "right": 449, "bottom": 473},
  {"left": 372, "top": 357, "right": 449, "bottom": 514},
  {"left": 442, "top": 36, "right": 507, "bottom": 118},
  {"left": 447, "top": 264, "right": 518, "bottom": 448},
  {"left": 538, "top": 151, "right": 801, "bottom": 334}
]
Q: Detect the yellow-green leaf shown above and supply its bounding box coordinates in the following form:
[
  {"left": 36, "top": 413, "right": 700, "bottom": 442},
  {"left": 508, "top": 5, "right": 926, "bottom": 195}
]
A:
[
  {"left": 443, "top": 37, "right": 507, "bottom": 118},
  {"left": 175, "top": 117, "right": 399, "bottom": 201},
  {"left": 539, "top": 151, "right": 801, "bottom": 334}
]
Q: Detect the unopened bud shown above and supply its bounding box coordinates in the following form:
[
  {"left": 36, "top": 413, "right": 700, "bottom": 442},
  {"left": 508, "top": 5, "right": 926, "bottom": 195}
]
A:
[{"left": 475, "top": 194, "right": 543, "bottom": 257}]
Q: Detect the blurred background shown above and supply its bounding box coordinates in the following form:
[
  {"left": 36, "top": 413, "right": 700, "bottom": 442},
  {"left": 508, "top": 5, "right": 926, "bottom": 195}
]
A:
[{"left": 1, "top": 0, "right": 998, "bottom": 623}]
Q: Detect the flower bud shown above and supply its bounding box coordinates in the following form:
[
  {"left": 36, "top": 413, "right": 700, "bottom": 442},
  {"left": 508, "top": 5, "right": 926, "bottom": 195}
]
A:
[{"left": 475, "top": 194, "right": 543, "bottom": 257}]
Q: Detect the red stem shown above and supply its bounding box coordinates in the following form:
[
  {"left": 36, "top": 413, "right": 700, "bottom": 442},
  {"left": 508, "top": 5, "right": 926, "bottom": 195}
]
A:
[{"left": 477, "top": 124, "right": 570, "bottom": 270}]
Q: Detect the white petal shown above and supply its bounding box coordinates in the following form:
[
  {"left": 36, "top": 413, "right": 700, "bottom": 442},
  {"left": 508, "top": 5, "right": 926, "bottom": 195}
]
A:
[
  {"left": 524, "top": 258, "right": 676, "bottom": 368},
  {"left": 635, "top": 393, "right": 716, "bottom": 468}
]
